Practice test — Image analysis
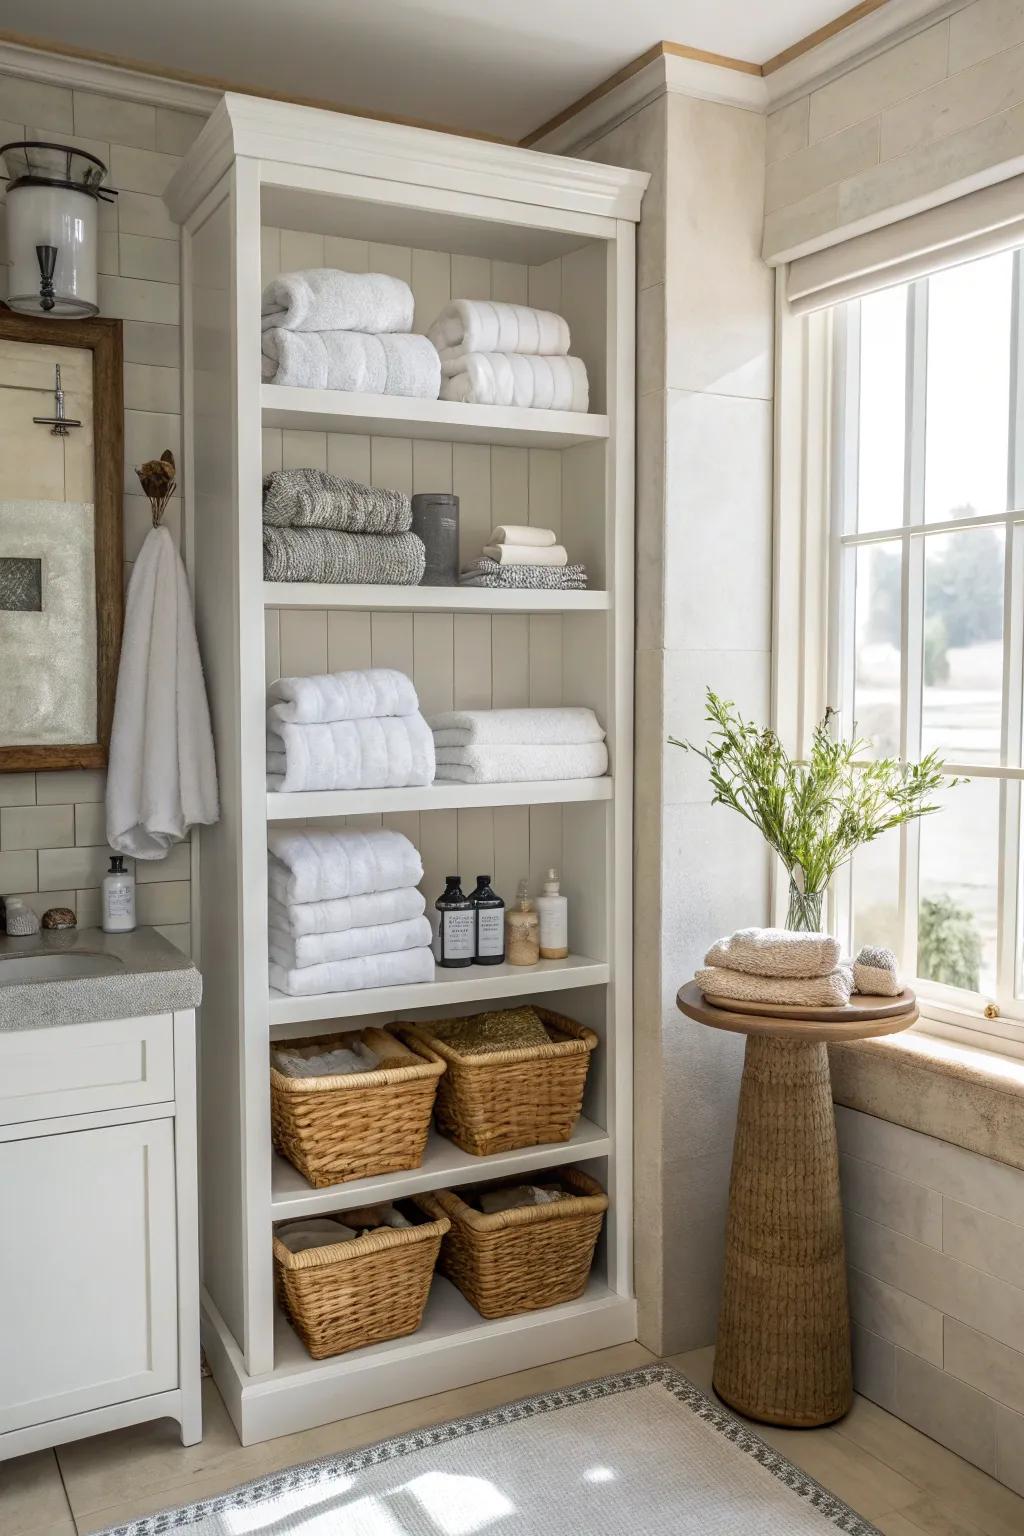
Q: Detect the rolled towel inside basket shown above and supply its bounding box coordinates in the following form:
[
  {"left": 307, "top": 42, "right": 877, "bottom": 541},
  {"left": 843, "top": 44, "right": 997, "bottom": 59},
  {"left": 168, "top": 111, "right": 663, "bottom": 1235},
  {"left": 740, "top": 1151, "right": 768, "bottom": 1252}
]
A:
[{"left": 277, "top": 1218, "right": 358, "bottom": 1252}]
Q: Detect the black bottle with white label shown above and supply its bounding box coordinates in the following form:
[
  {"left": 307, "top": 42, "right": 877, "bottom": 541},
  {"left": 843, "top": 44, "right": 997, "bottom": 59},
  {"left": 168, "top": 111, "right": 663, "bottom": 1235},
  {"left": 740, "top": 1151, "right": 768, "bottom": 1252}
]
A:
[
  {"left": 470, "top": 874, "right": 505, "bottom": 965},
  {"left": 435, "top": 875, "right": 475, "bottom": 968}
]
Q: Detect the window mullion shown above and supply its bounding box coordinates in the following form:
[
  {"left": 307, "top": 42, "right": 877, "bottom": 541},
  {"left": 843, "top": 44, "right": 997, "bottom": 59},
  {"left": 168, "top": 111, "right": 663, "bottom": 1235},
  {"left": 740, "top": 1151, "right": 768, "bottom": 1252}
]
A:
[
  {"left": 829, "top": 304, "right": 859, "bottom": 948},
  {"left": 901, "top": 280, "right": 928, "bottom": 975},
  {"left": 996, "top": 255, "right": 1024, "bottom": 1003}
]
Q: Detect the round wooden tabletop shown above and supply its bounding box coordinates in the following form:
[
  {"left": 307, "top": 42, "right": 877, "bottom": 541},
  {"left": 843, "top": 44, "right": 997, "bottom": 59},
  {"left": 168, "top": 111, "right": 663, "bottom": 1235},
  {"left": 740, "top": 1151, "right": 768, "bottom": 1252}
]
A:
[{"left": 676, "top": 980, "right": 918, "bottom": 1043}]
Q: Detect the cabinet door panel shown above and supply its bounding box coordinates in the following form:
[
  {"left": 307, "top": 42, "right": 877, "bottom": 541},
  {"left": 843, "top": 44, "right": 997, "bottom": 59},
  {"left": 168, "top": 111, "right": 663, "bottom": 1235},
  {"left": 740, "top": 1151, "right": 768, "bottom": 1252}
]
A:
[
  {"left": 0, "top": 1120, "right": 178, "bottom": 1433},
  {"left": 0, "top": 1014, "right": 174, "bottom": 1125}
]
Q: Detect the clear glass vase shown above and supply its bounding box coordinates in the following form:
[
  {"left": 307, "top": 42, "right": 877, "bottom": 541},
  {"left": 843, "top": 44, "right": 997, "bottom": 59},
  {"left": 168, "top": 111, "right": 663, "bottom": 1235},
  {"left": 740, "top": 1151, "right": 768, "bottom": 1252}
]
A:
[{"left": 786, "top": 880, "right": 825, "bottom": 933}]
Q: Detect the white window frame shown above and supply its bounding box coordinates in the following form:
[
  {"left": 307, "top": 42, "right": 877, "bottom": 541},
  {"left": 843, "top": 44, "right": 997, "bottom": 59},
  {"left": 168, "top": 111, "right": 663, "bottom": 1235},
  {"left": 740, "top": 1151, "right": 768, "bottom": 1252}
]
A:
[{"left": 773, "top": 269, "right": 1024, "bottom": 1059}]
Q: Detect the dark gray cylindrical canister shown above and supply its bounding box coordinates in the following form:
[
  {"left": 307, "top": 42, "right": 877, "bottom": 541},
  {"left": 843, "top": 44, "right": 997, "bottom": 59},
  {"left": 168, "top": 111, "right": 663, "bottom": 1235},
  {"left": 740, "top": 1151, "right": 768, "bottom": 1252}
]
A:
[{"left": 411, "top": 492, "right": 460, "bottom": 585}]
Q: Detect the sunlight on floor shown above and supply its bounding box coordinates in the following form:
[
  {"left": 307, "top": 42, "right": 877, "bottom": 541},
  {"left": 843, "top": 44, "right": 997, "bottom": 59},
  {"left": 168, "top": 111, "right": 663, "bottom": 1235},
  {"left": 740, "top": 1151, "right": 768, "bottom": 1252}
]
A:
[{"left": 224, "top": 1468, "right": 515, "bottom": 1536}]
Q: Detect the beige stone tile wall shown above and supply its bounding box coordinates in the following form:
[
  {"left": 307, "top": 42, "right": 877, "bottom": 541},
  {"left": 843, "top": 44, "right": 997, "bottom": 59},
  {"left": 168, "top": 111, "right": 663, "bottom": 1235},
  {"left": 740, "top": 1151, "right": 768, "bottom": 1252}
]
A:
[
  {"left": 0, "top": 73, "right": 207, "bottom": 954},
  {"left": 763, "top": 0, "right": 1024, "bottom": 262}
]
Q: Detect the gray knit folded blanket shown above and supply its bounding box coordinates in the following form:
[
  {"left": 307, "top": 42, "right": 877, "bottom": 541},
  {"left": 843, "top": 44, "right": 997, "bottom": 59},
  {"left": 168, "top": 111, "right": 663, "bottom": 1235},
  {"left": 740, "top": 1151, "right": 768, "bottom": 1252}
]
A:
[
  {"left": 263, "top": 525, "right": 425, "bottom": 585},
  {"left": 263, "top": 469, "right": 411, "bottom": 535},
  {"left": 458, "top": 557, "right": 588, "bottom": 590}
]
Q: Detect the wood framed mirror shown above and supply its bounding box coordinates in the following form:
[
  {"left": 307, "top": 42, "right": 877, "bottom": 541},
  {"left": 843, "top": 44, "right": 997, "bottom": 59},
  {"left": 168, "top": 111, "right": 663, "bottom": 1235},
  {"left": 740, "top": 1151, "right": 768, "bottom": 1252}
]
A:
[{"left": 0, "top": 309, "right": 123, "bottom": 771}]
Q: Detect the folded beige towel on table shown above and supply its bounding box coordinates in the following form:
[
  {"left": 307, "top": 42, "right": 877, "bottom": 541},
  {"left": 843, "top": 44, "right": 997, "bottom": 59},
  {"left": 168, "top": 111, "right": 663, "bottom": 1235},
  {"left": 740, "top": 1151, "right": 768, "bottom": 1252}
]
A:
[
  {"left": 696, "top": 964, "right": 854, "bottom": 1008},
  {"left": 705, "top": 926, "right": 841, "bottom": 979}
]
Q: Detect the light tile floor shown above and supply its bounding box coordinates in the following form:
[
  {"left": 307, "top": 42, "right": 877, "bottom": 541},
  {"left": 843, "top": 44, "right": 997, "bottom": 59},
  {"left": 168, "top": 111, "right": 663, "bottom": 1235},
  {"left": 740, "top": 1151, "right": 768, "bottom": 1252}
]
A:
[{"left": 4, "top": 1343, "right": 1023, "bottom": 1535}]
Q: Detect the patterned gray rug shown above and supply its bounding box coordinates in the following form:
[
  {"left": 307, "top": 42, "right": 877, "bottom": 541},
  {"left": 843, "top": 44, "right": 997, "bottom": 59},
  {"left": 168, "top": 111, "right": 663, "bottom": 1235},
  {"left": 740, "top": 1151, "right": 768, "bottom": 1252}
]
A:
[{"left": 101, "top": 1365, "right": 880, "bottom": 1535}]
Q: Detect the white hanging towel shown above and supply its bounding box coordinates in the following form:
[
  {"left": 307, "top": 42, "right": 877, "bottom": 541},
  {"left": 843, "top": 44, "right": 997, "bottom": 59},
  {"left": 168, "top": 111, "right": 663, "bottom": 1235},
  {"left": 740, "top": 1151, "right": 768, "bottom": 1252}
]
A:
[{"left": 106, "top": 526, "right": 219, "bottom": 858}]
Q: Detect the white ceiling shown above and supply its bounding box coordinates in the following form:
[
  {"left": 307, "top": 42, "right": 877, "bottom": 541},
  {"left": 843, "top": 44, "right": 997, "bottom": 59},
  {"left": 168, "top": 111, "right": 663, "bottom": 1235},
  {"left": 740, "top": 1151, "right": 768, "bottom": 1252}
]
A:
[{"left": 6, "top": 0, "right": 855, "bottom": 141}]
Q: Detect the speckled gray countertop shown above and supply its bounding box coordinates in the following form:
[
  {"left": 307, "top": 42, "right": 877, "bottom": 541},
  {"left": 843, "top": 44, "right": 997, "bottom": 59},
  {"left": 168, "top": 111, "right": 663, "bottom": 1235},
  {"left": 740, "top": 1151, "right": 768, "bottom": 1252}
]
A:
[{"left": 0, "top": 926, "right": 202, "bottom": 1031}]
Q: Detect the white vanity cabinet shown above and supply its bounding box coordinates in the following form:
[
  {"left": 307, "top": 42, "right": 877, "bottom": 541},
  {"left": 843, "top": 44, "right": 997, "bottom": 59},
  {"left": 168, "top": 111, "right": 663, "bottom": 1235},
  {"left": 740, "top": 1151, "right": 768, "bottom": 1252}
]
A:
[{"left": 0, "top": 1008, "right": 201, "bottom": 1459}]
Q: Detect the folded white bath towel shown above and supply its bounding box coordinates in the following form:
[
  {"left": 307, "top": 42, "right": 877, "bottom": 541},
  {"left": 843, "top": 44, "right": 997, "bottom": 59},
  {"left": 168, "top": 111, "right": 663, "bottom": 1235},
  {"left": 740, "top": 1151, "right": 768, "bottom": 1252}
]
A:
[
  {"left": 269, "top": 914, "right": 433, "bottom": 971},
  {"left": 268, "top": 668, "right": 419, "bottom": 725},
  {"left": 696, "top": 964, "right": 854, "bottom": 1008},
  {"left": 268, "top": 886, "right": 425, "bottom": 939},
  {"left": 273, "top": 1042, "right": 379, "bottom": 1078},
  {"left": 704, "top": 927, "right": 842, "bottom": 980},
  {"left": 428, "top": 300, "right": 570, "bottom": 360},
  {"left": 434, "top": 741, "right": 609, "bottom": 784},
  {"left": 270, "top": 945, "right": 435, "bottom": 997},
  {"left": 481, "top": 542, "right": 568, "bottom": 568},
  {"left": 440, "top": 353, "right": 589, "bottom": 412},
  {"left": 430, "top": 707, "right": 605, "bottom": 748},
  {"left": 262, "top": 329, "right": 441, "bottom": 397},
  {"left": 268, "top": 828, "right": 423, "bottom": 904},
  {"left": 261, "top": 269, "right": 414, "bottom": 334},
  {"left": 266, "top": 713, "right": 435, "bottom": 792},
  {"left": 489, "top": 524, "right": 558, "bottom": 549}
]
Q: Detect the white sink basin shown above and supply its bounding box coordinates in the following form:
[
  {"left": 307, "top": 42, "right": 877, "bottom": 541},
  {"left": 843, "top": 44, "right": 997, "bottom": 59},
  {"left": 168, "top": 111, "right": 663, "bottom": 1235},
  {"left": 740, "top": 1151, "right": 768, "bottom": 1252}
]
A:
[{"left": 0, "top": 953, "right": 122, "bottom": 982}]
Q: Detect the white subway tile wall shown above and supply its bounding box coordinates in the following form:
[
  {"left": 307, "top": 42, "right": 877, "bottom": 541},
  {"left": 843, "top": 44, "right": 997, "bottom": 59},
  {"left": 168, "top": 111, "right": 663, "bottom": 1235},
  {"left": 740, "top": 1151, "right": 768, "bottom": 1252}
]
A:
[
  {"left": 838, "top": 1105, "right": 1024, "bottom": 1495},
  {"left": 763, "top": 0, "right": 1024, "bottom": 261},
  {"left": 0, "top": 73, "right": 208, "bottom": 955}
]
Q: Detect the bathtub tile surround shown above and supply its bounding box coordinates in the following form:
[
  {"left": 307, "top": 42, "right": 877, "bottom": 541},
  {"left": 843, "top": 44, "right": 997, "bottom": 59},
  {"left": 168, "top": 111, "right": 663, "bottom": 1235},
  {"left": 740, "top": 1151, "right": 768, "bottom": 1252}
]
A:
[{"left": 0, "top": 73, "right": 206, "bottom": 954}]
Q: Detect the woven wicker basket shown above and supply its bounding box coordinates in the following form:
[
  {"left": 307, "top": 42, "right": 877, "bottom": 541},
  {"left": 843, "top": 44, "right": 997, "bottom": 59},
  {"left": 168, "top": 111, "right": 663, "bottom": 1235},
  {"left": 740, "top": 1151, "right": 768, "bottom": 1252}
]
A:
[
  {"left": 416, "top": 1167, "right": 607, "bottom": 1319},
  {"left": 270, "top": 1031, "right": 446, "bottom": 1188},
  {"left": 273, "top": 1207, "right": 451, "bottom": 1359},
  {"left": 396, "top": 1007, "right": 598, "bottom": 1157}
]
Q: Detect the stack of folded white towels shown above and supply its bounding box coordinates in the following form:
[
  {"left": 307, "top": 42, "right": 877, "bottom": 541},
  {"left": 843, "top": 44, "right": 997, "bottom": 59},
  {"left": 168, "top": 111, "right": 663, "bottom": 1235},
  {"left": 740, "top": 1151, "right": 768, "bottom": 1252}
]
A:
[
  {"left": 695, "top": 929, "right": 904, "bottom": 1006},
  {"left": 428, "top": 300, "right": 589, "bottom": 413},
  {"left": 267, "top": 669, "right": 434, "bottom": 793},
  {"left": 268, "top": 828, "right": 434, "bottom": 996},
  {"left": 429, "top": 707, "right": 608, "bottom": 785},
  {"left": 460, "top": 523, "right": 588, "bottom": 592},
  {"left": 261, "top": 269, "right": 441, "bottom": 399}
]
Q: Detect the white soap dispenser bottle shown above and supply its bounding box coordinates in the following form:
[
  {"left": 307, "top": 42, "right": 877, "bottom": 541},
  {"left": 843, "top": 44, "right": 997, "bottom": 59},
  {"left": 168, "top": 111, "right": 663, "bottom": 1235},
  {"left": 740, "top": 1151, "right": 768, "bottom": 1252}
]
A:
[
  {"left": 535, "top": 867, "right": 569, "bottom": 959},
  {"left": 102, "top": 855, "right": 136, "bottom": 933}
]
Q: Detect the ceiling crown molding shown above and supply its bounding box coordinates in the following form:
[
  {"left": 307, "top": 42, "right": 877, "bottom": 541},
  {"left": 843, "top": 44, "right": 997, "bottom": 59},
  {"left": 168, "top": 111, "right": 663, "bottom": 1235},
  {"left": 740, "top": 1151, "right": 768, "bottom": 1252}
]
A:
[{"left": 0, "top": 33, "right": 218, "bottom": 113}]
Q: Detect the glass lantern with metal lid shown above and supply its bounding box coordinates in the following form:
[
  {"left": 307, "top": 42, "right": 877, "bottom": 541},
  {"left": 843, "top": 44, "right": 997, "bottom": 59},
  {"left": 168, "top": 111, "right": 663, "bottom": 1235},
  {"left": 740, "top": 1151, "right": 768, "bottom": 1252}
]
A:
[{"left": 0, "top": 140, "right": 116, "bottom": 317}]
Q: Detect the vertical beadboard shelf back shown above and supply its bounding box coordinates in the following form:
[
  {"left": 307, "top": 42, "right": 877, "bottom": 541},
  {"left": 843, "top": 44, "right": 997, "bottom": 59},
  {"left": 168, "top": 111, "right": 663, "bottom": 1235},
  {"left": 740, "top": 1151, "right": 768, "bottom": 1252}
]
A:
[{"left": 167, "top": 92, "right": 645, "bottom": 1445}]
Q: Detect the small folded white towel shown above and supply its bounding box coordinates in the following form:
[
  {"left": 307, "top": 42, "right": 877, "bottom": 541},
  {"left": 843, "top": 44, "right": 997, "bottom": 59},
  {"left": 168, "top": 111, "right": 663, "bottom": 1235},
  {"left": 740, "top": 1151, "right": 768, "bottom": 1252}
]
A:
[
  {"left": 428, "top": 300, "right": 570, "bottom": 360},
  {"left": 278, "top": 1218, "right": 359, "bottom": 1253},
  {"left": 268, "top": 828, "right": 423, "bottom": 904},
  {"left": 262, "top": 329, "right": 441, "bottom": 397},
  {"left": 269, "top": 914, "right": 433, "bottom": 971},
  {"left": 434, "top": 741, "right": 609, "bottom": 784},
  {"left": 440, "top": 353, "right": 589, "bottom": 412},
  {"left": 273, "top": 1042, "right": 379, "bottom": 1078},
  {"left": 481, "top": 542, "right": 568, "bottom": 568},
  {"left": 853, "top": 945, "right": 903, "bottom": 997},
  {"left": 266, "top": 711, "right": 435, "bottom": 792},
  {"left": 430, "top": 707, "right": 605, "bottom": 748},
  {"left": 261, "top": 269, "right": 414, "bottom": 334},
  {"left": 268, "top": 668, "right": 419, "bottom": 725},
  {"left": 268, "top": 886, "right": 426, "bottom": 939},
  {"left": 704, "top": 927, "right": 842, "bottom": 980},
  {"left": 696, "top": 964, "right": 854, "bottom": 1008},
  {"left": 270, "top": 945, "right": 435, "bottom": 997}
]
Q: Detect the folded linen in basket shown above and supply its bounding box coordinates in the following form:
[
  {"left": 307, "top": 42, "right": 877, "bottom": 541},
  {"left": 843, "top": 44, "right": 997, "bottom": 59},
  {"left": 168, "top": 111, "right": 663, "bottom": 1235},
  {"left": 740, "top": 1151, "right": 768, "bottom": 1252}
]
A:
[
  {"left": 434, "top": 741, "right": 609, "bottom": 784},
  {"left": 268, "top": 828, "right": 423, "bottom": 904},
  {"left": 481, "top": 542, "right": 568, "bottom": 568},
  {"left": 430, "top": 707, "right": 605, "bottom": 748},
  {"left": 261, "top": 269, "right": 414, "bottom": 334},
  {"left": 427, "top": 300, "right": 570, "bottom": 361},
  {"left": 268, "top": 668, "right": 420, "bottom": 725},
  {"left": 270, "top": 945, "right": 435, "bottom": 997},
  {"left": 695, "top": 964, "right": 854, "bottom": 1008},
  {"left": 268, "top": 886, "right": 426, "bottom": 938},
  {"left": 272, "top": 1042, "right": 379, "bottom": 1077},
  {"left": 266, "top": 711, "right": 435, "bottom": 792},
  {"left": 269, "top": 914, "right": 433, "bottom": 971},
  {"left": 489, "top": 524, "right": 558, "bottom": 548},
  {"left": 704, "top": 926, "right": 842, "bottom": 980},
  {"left": 458, "top": 558, "right": 588, "bottom": 591},
  {"left": 263, "top": 469, "right": 412, "bottom": 535},
  {"left": 277, "top": 1219, "right": 358, "bottom": 1252},
  {"left": 440, "top": 353, "right": 589, "bottom": 412},
  {"left": 261, "top": 329, "right": 441, "bottom": 397},
  {"left": 263, "top": 525, "right": 426, "bottom": 585}
]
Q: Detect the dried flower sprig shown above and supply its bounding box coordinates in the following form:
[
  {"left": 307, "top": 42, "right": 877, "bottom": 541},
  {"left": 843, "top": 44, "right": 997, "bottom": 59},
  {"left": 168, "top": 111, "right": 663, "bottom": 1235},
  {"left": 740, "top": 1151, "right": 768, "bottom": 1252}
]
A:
[{"left": 135, "top": 449, "right": 176, "bottom": 527}]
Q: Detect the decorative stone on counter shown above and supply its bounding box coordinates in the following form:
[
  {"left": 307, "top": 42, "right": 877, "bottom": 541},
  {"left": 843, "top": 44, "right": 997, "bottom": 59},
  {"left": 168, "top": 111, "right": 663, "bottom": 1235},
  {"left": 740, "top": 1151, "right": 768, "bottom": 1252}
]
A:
[{"left": 41, "top": 906, "right": 77, "bottom": 930}]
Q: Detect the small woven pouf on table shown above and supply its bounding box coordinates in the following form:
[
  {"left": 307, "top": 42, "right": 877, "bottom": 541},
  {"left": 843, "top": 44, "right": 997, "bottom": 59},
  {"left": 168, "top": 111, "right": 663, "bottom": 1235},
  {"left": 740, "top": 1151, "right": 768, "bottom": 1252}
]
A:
[{"left": 676, "top": 979, "right": 918, "bottom": 1429}]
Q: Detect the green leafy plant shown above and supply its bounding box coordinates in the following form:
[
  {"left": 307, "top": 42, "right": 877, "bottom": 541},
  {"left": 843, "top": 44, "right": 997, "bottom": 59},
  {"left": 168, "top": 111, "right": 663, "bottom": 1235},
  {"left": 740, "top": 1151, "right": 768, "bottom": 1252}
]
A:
[{"left": 918, "top": 895, "right": 982, "bottom": 991}]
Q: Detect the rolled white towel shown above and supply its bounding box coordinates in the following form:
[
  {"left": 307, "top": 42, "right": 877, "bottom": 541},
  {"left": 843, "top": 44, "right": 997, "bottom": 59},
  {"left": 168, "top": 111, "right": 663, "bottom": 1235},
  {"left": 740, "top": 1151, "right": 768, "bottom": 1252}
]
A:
[
  {"left": 268, "top": 668, "right": 419, "bottom": 725},
  {"left": 270, "top": 945, "right": 435, "bottom": 997},
  {"left": 430, "top": 707, "right": 605, "bottom": 748},
  {"left": 267, "top": 828, "right": 423, "bottom": 904},
  {"left": 262, "top": 329, "right": 441, "bottom": 398},
  {"left": 489, "top": 525, "right": 558, "bottom": 548},
  {"left": 269, "top": 914, "right": 433, "bottom": 971},
  {"left": 853, "top": 945, "right": 903, "bottom": 997},
  {"left": 428, "top": 299, "right": 570, "bottom": 360},
  {"left": 705, "top": 927, "right": 842, "bottom": 980},
  {"left": 440, "top": 353, "right": 589, "bottom": 412},
  {"left": 434, "top": 741, "right": 608, "bottom": 784},
  {"left": 261, "top": 269, "right": 414, "bottom": 334},
  {"left": 481, "top": 542, "right": 568, "bottom": 568},
  {"left": 268, "top": 886, "right": 426, "bottom": 938},
  {"left": 696, "top": 964, "right": 854, "bottom": 1008},
  {"left": 266, "top": 711, "right": 435, "bottom": 793}
]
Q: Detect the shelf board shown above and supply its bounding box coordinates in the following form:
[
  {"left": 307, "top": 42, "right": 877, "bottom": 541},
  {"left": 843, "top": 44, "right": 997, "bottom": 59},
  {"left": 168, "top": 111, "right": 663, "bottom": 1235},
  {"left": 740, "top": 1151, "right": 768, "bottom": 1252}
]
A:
[
  {"left": 263, "top": 582, "right": 609, "bottom": 613},
  {"left": 270, "top": 1119, "right": 611, "bottom": 1219},
  {"left": 262, "top": 384, "right": 610, "bottom": 448},
  {"left": 267, "top": 777, "right": 613, "bottom": 820},
  {"left": 268, "top": 953, "right": 610, "bottom": 1029}
]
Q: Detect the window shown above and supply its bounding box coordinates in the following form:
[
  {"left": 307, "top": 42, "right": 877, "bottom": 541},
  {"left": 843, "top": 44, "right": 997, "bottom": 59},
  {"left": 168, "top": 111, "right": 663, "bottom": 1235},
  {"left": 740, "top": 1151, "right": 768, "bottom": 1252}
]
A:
[{"left": 822, "top": 247, "right": 1024, "bottom": 1036}]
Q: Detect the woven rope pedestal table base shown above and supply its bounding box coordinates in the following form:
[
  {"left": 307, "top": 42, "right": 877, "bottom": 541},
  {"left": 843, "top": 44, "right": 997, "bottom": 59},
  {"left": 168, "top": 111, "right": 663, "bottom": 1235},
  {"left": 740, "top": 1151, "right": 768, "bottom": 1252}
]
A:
[{"left": 676, "top": 980, "right": 918, "bottom": 1429}]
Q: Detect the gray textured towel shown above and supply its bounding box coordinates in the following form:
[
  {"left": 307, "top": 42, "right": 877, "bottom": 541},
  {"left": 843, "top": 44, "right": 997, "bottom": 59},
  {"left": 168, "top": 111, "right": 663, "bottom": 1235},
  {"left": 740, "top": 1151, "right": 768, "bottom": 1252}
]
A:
[
  {"left": 263, "top": 469, "right": 411, "bottom": 535},
  {"left": 459, "top": 557, "right": 588, "bottom": 590},
  {"left": 263, "top": 526, "right": 425, "bottom": 585}
]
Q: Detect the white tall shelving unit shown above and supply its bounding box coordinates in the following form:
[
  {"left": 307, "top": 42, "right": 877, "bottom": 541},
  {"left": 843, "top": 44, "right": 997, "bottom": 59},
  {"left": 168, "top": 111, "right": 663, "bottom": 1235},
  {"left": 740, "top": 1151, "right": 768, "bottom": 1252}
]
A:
[{"left": 166, "top": 94, "right": 646, "bottom": 1445}]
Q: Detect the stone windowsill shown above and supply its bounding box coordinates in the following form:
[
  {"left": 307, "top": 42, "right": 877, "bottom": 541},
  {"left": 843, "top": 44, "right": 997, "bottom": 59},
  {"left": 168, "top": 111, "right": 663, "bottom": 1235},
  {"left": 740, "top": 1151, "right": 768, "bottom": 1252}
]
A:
[{"left": 828, "top": 1027, "right": 1024, "bottom": 1172}]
